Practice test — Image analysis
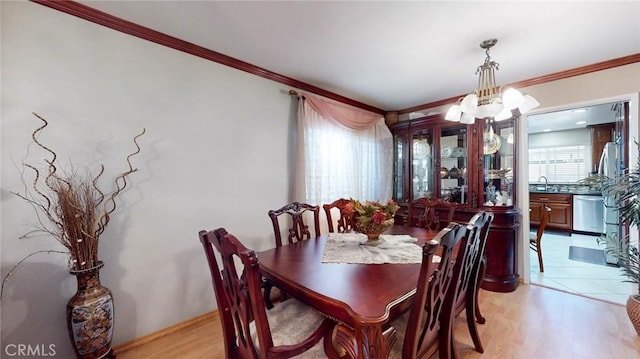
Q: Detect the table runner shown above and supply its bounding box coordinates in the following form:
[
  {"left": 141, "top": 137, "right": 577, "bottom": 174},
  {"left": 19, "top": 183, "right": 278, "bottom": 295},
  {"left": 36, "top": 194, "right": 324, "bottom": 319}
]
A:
[{"left": 322, "top": 232, "right": 425, "bottom": 264}]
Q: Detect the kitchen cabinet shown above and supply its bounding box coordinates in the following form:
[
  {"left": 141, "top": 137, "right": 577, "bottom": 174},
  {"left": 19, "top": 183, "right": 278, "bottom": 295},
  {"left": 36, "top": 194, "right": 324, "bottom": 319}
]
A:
[
  {"left": 390, "top": 114, "right": 520, "bottom": 292},
  {"left": 530, "top": 193, "right": 573, "bottom": 233}
]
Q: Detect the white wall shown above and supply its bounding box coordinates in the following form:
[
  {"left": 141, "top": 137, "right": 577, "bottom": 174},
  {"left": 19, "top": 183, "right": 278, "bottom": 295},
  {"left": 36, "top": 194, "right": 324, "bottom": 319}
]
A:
[
  {"left": 528, "top": 128, "right": 591, "bottom": 148},
  {"left": 1, "top": 2, "right": 296, "bottom": 356}
]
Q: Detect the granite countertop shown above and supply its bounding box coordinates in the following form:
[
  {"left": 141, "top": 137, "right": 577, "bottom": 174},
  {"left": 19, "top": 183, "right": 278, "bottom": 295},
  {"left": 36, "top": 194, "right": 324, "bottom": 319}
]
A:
[
  {"left": 529, "top": 189, "right": 602, "bottom": 196},
  {"left": 529, "top": 184, "right": 602, "bottom": 196}
]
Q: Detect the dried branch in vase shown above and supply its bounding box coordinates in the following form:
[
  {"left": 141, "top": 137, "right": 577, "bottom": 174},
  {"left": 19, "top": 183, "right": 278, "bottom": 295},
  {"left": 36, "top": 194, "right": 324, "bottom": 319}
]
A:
[{"left": 12, "top": 113, "right": 145, "bottom": 271}]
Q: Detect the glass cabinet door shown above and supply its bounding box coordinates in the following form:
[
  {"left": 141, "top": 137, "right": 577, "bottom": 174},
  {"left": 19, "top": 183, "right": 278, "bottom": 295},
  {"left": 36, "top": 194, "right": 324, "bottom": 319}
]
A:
[
  {"left": 411, "top": 130, "right": 433, "bottom": 200},
  {"left": 440, "top": 125, "right": 468, "bottom": 204},
  {"left": 393, "top": 132, "right": 408, "bottom": 201},
  {"left": 483, "top": 119, "right": 515, "bottom": 206}
]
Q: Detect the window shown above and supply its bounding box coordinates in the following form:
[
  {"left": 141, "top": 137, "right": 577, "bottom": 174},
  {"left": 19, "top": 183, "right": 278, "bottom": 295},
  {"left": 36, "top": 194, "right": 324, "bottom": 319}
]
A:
[
  {"left": 295, "top": 95, "right": 393, "bottom": 205},
  {"left": 528, "top": 145, "right": 588, "bottom": 183}
]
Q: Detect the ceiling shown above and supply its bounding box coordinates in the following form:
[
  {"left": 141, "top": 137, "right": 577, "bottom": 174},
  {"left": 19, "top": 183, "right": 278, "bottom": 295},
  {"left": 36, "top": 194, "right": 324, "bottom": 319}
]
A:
[
  {"left": 76, "top": 1, "right": 639, "bottom": 120},
  {"left": 527, "top": 101, "right": 622, "bottom": 134}
]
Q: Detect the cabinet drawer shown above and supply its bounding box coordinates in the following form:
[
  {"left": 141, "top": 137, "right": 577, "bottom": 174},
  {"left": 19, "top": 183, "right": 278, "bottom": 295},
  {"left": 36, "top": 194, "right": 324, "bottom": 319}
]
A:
[{"left": 530, "top": 193, "right": 572, "bottom": 204}]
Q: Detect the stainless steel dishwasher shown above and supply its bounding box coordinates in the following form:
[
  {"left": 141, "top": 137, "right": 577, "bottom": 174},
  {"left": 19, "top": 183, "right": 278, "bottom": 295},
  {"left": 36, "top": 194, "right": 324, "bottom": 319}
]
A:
[{"left": 573, "top": 195, "right": 604, "bottom": 234}]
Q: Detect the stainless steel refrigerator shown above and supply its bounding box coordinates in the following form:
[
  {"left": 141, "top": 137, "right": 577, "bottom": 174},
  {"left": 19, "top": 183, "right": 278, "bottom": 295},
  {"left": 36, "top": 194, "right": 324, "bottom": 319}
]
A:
[{"left": 599, "top": 141, "right": 622, "bottom": 264}]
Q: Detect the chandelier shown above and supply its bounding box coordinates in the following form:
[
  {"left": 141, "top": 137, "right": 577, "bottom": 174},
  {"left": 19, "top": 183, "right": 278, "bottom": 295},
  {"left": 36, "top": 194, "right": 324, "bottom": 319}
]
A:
[{"left": 445, "top": 39, "right": 539, "bottom": 124}]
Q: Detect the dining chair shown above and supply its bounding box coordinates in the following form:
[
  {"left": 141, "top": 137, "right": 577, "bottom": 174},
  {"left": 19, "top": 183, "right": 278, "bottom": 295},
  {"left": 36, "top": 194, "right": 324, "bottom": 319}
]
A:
[
  {"left": 530, "top": 205, "right": 552, "bottom": 272},
  {"left": 411, "top": 197, "right": 458, "bottom": 230},
  {"left": 389, "top": 222, "right": 469, "bottom": 359},
  {"left": 466, "top": 211, "right": 494, "bottom": 326},
  {"left": 268, "top": 201, "right": 321, "bottom": 247},
  {"left": 265, "top": 202, "right": 320, "bottom": 308},
  {"left": 323, "top": 198, "right": 356, "bottom": 233},
  {"left": 198, "top": 228, "right": 334, "bottom": 358},
  {"left": 449, "top": 211, "right": 495, "bottom": 356}
]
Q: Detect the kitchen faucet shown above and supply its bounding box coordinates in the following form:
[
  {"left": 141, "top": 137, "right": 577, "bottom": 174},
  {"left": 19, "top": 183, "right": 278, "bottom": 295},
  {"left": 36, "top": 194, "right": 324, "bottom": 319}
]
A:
[{"left": 538, "top": 176, "right": 548, "bottom": 191}]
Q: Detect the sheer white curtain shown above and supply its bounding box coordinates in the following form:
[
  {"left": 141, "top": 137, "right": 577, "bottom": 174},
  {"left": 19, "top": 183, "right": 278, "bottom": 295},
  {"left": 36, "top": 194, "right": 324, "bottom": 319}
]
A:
[{"left": 293, "top": 93, "right": 393, "bottom": 205}]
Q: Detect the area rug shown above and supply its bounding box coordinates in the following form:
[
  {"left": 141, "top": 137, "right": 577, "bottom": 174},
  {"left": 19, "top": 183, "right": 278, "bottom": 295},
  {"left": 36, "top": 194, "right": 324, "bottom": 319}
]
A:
[{"left": 568, "top": 246, "right": 606, "bottom": 266}]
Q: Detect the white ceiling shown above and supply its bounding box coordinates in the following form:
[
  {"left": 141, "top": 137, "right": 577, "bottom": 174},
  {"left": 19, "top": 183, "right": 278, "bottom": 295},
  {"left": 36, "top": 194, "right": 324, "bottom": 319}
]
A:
[
  {"left": 527, "top": 101, "right": 621, "bottom": 134},
  {"left": 77, "top": 1, "right": 639, "bottom": 127}
]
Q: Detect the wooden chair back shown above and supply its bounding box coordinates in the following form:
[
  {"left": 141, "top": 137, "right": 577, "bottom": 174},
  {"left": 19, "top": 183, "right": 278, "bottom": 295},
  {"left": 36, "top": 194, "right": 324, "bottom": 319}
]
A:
[
  {"left": 199, "top": 228, "right": 333, "bottom": 358},
  {"left": 323, "top": 198, "right": 355, "bottom": 233},
  {"left": 530, "top": 205, "right": 551, "bottom": 272},
  {"left": 411, "top": 197, "right": 458, "bottom": 230},
  {"left": 454, "top": 211, "right": 494, "bottom": 313},
  {"left": 451, "top": 211, "right": 495, "bottom": 355},
  {"left": 401, "top": 222, "right": 469, "bottom": 359},
  {"left": 535, "top": 205, "right": 551, "bottom": 243},
  {"left": 199, "top": 228, "right": 270, "bottom": 358},
  {"left": 268, "top": 202, "right": 320, "bottom": 247}
]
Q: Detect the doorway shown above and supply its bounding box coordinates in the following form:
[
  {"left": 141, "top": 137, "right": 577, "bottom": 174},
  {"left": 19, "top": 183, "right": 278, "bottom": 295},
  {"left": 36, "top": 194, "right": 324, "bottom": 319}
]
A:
[{"left": 526, "top": 100, "right": 631, "bottom": 305}]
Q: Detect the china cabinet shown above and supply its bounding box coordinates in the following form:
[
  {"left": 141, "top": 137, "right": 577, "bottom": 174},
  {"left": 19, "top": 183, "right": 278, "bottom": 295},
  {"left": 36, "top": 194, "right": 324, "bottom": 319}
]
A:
[
  {"left": 392, "top": 116, "right": 475, "bottom": 220},
  {"left": 390, "top": 114, "right": 520, "bottom": 292}
]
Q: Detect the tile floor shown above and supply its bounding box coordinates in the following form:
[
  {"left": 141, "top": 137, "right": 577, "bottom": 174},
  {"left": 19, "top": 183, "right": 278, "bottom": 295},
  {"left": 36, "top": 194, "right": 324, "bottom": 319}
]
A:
[{"left": 528, "top": 230, "right": 637, "bottom": 306}]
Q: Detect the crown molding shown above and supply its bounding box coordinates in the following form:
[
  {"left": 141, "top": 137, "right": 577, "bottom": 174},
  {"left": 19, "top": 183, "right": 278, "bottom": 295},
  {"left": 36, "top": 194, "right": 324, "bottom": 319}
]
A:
[
  {"left": 398, "top": 53, "right": 640, "bottom": 115},
  {"left": 31, "top": 1, "right": 639, "bottom": 117},
  {"left": 32, "top": 0, "right": 385, "bottom": 115}
]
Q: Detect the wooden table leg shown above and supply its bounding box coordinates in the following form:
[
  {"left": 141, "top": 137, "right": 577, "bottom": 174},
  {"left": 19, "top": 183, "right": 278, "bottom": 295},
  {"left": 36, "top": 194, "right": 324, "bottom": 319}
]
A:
[{"left": 331, "top": 323, "right": 397, "bottom": 359}]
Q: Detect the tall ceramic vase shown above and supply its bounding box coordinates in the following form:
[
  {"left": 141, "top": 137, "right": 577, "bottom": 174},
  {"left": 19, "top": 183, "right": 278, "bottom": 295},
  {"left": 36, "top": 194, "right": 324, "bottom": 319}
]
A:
[
  {"left": 627, "top": 294, "right": 640, "bottom": 336},
  {"left": 67, "top": 261, "right": 115, "bottom": 358}
]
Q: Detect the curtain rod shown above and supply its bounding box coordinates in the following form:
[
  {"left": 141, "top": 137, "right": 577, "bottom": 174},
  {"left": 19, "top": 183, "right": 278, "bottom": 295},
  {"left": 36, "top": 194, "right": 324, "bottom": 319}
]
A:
[{"left": 289, "top": 89, "right": 301, "bottom": 98}]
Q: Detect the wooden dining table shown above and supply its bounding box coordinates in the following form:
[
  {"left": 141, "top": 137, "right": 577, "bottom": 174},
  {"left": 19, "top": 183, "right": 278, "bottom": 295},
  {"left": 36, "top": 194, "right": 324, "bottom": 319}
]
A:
[{"left": 256, "top": 225, "right": 438, "bottom": 359}]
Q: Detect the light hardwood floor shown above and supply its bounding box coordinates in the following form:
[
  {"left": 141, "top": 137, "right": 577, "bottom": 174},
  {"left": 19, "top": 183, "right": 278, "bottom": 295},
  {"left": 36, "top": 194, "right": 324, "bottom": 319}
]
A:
[{"left": 116, "top": 284, "right": 640, "bottom": 358}]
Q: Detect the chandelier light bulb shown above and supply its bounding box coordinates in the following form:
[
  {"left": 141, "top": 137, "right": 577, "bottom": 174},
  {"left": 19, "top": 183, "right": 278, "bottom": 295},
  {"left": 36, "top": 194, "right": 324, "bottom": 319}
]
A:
[
  {"left": 502, "top": 88, "right": 525, "bottom": 109},
  {"left": 519, "top": 94, "right": 540, "bottom": 114},
  {"left": 476, "top": 103, "right": 504, "bottom": 119},
  {"left": 460, "top": 112, "right": 476, "bottom": 124},
  {"left": 495, "top": 107, "right": 513, "bottom": 122},
  {"left": 460, "top": 93, "right": 478, "bottom": 113},
  {"left": 445, "top": 104, "right": 462, "bottom": 122}
]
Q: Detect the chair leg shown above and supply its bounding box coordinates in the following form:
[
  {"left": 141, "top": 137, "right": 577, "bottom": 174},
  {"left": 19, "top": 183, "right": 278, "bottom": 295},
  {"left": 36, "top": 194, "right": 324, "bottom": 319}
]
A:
[
  {"left": 262, "top": 278, "right": 275, "bottom": 309},
  {"left": 474, "top": 256, "right": 487, "bottom": 325},
  {"left": 465, "top": 294, "right": 484, "bottom": 353},
  {"left": 449, "top": 332, "right": 458, "bottom": 359},
  {"left": 537, "top": 242, "right": 544, "bottom": 272},
  {"left": 439, "top": 309, "right": 456, "bottom": 359}
]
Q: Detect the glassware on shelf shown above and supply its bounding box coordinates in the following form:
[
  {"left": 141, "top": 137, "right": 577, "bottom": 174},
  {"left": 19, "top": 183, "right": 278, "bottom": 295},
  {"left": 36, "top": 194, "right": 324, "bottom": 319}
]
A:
[{"left": 485, "top": 182, "right": 497, "bottom": 205}]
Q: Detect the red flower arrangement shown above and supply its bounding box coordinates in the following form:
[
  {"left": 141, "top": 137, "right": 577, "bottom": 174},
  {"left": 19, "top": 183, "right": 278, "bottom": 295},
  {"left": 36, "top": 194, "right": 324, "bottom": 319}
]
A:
[{"left": 346, "top": 199, "right": 399, "bottom": 239}]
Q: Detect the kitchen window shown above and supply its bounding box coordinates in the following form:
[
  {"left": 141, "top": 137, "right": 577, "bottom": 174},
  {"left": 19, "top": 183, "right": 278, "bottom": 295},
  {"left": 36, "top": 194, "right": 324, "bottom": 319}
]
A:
[{"left": 528, "top": 145, "right": 588, "bottom": 183}]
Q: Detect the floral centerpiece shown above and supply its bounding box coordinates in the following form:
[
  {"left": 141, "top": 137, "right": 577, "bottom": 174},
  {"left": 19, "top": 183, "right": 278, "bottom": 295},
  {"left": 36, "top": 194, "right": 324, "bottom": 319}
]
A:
[{"left": 346, "top": 199, "right": 399, "bottom": 240}]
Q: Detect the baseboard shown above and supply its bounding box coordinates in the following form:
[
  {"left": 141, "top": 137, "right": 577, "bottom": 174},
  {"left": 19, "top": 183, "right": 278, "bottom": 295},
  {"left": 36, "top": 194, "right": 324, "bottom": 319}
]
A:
[{"left": 113, "top": 310, "right": 219, "bottom": 355}]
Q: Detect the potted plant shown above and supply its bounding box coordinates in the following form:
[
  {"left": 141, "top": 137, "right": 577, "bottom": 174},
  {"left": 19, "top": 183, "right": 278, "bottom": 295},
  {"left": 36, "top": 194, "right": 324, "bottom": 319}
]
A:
[
  {"left": 601, "top": 139, "right": 640, "bottom": 335},
  {"left": 1, "top": 113, "right": 145, "bottom": 357}
]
